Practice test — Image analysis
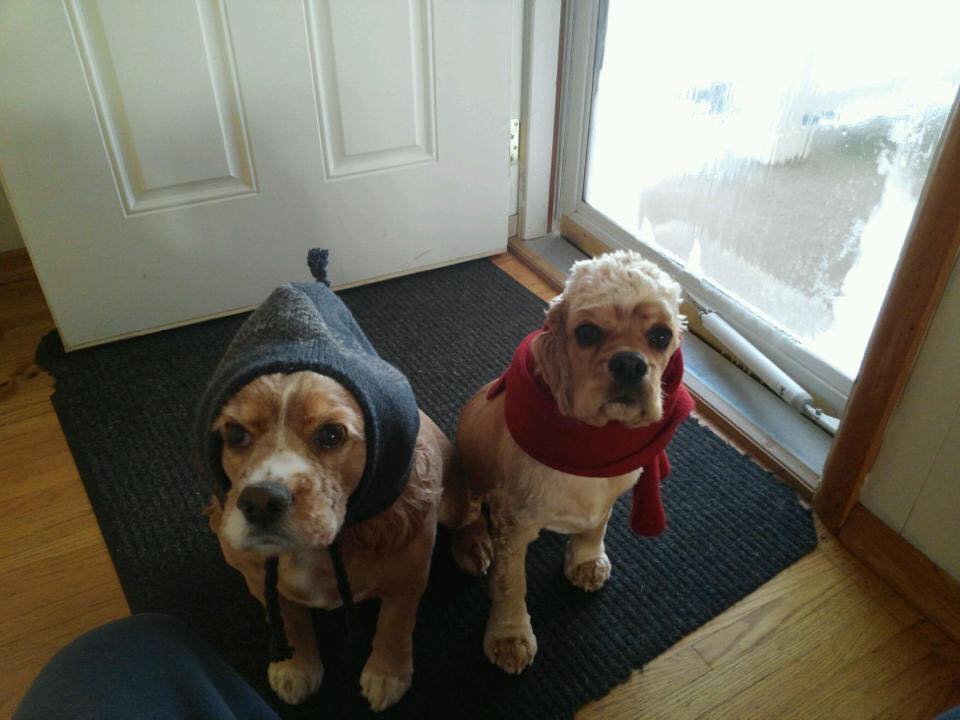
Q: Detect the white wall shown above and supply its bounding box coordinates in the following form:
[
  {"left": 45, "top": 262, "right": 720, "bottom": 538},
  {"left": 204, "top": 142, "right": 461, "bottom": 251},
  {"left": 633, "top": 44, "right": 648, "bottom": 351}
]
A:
[
  {"left": 861, "top": 255, "right": 960, "bottom": 580},
  {"left": 0, "top": 182, "right": 24, "bottom": 252}
]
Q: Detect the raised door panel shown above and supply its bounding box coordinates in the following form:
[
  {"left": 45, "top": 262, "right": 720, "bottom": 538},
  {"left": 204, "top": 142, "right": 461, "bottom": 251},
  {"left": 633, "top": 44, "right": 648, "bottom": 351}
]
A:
[
  {"left": 304, "top": 0, "right": 436, "bottom": 178},
  {"left": 64, "top": 0, "right": 255, "bottom": 214}
]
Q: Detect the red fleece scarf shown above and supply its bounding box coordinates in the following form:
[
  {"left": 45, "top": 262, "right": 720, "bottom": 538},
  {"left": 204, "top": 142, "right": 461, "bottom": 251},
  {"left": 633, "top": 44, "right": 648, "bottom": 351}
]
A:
[{"left": 487, "top": 330, "right": 694, "bottom": 536}]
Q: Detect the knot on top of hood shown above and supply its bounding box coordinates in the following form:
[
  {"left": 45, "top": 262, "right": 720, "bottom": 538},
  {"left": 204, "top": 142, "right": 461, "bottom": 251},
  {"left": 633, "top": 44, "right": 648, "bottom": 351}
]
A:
[
  {"left": 194, "top": 250, "right": 420, "bottom": 529},
  {"left": 307, "top": 248, "right": 331, "bottom": 286}
]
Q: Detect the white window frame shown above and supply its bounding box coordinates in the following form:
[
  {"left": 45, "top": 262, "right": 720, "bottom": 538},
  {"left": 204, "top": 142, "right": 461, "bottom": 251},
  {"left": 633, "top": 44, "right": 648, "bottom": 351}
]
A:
[{"left": 555, "top": 0, "right": 853, "bottom": 412}]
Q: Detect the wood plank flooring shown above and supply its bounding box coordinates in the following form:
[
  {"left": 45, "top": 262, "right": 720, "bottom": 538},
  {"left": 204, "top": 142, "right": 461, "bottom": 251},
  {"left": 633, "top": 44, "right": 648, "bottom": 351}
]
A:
[
  {"left": 0, "top": 250, "right": 129, "bottom": 718},
  {"left": 1, "top": 248, "right": 957, "bottom": 719}
]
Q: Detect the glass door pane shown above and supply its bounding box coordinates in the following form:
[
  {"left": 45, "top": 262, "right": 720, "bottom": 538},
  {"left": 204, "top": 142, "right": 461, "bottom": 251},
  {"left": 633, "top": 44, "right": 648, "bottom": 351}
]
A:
[{"left": 584, "top": 0, "right": 960, "bottom": 378}]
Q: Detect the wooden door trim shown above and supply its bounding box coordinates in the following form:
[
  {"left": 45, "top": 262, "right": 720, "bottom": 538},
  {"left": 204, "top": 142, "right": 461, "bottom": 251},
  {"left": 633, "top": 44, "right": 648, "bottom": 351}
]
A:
[{"left": 837, "top": 503, "right": 960, "bottom": 645}]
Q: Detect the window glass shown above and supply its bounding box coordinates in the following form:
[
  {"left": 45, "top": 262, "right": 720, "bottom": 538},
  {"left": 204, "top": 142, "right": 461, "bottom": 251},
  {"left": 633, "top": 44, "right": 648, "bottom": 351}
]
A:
[{"left": 584, "top": 0, "right": 960, "bottom": 377}]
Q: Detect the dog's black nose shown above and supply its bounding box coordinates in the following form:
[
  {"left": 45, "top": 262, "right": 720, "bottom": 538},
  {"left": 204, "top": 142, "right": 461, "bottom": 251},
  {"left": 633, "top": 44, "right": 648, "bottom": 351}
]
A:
[
  {"left": 237, "top": 482, "right": 292, "bottom": 528},
  {"left": 608, "top": 352, "right": 648, "bottom": 386}
]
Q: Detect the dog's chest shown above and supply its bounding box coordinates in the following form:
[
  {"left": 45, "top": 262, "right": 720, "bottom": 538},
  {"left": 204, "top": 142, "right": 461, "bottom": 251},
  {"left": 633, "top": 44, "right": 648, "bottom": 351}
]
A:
[
  {"left": 279, "top": 551, "right": 367, "bottom": 609},
  {"left": 534, "top": 467, "right": 639, "bottom": 533}
]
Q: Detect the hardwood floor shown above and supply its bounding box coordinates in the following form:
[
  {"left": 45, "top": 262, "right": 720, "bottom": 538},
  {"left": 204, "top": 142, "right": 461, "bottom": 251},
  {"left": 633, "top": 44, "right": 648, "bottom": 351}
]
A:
[
  {"left": 1, "top": 248, "right": 958, "bottom": 719},
  {"left": 0, "top": 250, "right": 129, "bottom": 719}
]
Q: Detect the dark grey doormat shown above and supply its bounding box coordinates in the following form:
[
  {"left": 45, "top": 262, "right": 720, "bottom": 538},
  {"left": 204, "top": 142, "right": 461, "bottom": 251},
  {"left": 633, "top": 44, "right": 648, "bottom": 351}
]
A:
[{"left": 36, "top": 258, "right": 816, "bottom": 719}]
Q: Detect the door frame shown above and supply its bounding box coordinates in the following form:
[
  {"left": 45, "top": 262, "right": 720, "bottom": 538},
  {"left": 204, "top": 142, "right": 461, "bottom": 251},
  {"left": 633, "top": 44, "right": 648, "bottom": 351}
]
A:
[{"left": 515, "top": 0, "right": 564, "bottom": 240}]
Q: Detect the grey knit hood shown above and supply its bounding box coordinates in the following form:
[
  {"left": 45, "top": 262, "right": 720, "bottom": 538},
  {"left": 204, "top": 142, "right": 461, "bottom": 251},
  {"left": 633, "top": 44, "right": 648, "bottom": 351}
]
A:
[{"left": 194, "top": 249, "right": 420, "bottom": 528}]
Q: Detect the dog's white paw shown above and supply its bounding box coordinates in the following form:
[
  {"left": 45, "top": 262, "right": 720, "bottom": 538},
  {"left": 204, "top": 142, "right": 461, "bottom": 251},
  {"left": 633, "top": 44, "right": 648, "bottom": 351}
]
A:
[
  {"left": 360, "top": 665, "right": 411, "bottom": 712},
  {"left": 484, "top": 621, "right": 538, "bottom": 674},
  {"left": 565, "top": 553, "right": 612, "bottom": 591},
  {"left": 268, "top": 657, "right": 323, "bottom": 705}
]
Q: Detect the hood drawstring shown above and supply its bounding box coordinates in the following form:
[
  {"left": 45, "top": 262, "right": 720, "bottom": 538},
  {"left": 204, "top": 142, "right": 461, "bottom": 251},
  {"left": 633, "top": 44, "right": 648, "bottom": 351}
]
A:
[
  {"left": 197, "top": 248, "right": 418, "bottom": 671},
  {"left": 264, "top": 541, "right": 360, "bottom": 665},
  {"left": 265, "top": 556, "right": 292, "bottom": 662}
]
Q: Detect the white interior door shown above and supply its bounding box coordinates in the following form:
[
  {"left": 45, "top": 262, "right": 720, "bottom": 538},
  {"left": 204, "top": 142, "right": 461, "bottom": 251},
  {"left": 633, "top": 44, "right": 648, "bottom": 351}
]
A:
[{"left": 0, "top": 0, "right": 512, "bottom": 349}]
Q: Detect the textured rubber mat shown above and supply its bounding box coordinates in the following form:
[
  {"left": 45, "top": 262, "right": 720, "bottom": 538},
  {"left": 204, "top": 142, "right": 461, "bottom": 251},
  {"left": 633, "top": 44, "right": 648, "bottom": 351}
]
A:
[{"left": 37, "top": 258, "right": 817, "bottom": 719}]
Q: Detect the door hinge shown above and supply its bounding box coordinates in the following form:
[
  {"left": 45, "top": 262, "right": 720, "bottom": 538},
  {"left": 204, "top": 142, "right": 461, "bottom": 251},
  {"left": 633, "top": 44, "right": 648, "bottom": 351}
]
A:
[{"left": 510, "top": 118, "right": 520, "bottom": 164}]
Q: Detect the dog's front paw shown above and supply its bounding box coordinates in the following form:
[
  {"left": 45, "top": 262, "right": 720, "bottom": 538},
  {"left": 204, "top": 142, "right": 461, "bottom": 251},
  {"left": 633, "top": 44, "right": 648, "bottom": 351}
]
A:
[
  {"left": 484, "top": 621, "right": 538, "bottom": 674},
  {"left": 268, "top": 657, "right": 323, "bottom": 705},
  {"left": 360, "top": 664, "right": 411, "bottom": 712},
  {"left": 565, "top": 553, "right": 612, "bottom": 591}
]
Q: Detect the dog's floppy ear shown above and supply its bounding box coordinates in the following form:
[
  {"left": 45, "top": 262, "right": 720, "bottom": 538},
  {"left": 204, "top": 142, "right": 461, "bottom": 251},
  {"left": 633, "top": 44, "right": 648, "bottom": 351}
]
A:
[{"left": 533, "top": 297, "right": 575, "bottom": 415}]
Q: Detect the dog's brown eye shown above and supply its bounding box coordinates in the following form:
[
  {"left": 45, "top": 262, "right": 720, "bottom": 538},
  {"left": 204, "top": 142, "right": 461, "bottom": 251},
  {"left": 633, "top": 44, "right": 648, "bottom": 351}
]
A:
[
  {"left": 314, "top": 423, "right": 346, "bottom": 449},
  {"left": 224, "top": 422, "right": 251, "bottom": 448},
  {"left": 647, "top": 324, "right": 673, "bottom": 350},
  {"left": 574, "top": 323, "right": 603, "bottom": 347}
]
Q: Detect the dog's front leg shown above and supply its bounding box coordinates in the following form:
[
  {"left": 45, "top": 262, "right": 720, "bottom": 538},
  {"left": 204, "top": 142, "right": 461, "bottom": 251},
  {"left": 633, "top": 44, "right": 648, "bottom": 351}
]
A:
[
  {"left": 484, "top": 518, "right": 539, "bottom": 674},
  {"left": 564, "top": 509, "right": 613, "bottom": 591},
  {"left": 361, "top": 591, "right": 419, "bottom": 711},
  {"left": 267, "top": 597, "right": 324, "bottom": 705}
]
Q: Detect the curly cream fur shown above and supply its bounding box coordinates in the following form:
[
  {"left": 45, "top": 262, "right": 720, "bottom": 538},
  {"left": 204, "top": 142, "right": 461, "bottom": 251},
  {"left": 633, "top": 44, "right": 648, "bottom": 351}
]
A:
[
  {"left": 455, "top": 249, "right": 686, "bottom": 674},
  {"left": 530, "top": 249, "right": 686, "bottom": 427},
  {"left": 560, "top": 249, "right": 684, "bottom": 323},
  {"left": 530, "top": 301, "right": 574, "bottom": 416}
]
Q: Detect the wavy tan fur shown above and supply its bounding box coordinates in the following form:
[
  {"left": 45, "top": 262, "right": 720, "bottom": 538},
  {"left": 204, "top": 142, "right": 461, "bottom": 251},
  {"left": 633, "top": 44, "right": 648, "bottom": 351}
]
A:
[{"left": 205, "top": 371, "right": 463, "bottom": 711}]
